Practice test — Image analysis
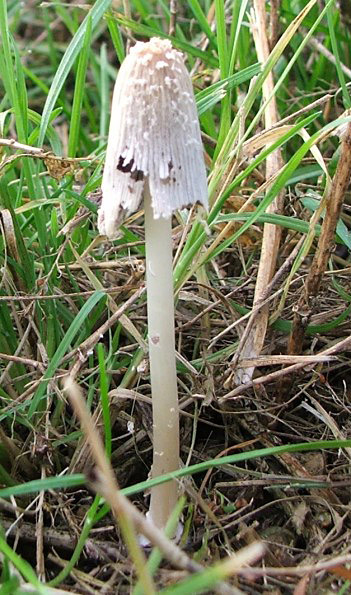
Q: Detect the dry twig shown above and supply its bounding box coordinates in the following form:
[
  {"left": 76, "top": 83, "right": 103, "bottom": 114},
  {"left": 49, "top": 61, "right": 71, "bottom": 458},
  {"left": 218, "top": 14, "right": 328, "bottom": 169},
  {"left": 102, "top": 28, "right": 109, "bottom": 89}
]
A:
[{"left": 289, "top": 121, "right": 351, "bottom": 354}]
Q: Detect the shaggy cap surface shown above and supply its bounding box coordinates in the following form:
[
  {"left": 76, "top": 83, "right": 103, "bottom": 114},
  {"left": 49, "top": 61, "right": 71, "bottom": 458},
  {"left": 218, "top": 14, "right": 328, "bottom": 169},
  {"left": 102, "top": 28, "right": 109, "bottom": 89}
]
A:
[{"left": 98, "top": 37, "right": 208, "bottom": 238}]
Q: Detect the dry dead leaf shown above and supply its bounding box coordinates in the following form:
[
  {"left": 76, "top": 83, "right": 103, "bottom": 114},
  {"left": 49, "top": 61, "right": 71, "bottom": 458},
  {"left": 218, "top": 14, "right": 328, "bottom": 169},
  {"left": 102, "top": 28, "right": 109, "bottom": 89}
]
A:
[
  {"left": 43, "top": 153, "right": 76, "bottom": 180},
  {"left": 291, "top": 501, "right": 308, "bottom": 535}
]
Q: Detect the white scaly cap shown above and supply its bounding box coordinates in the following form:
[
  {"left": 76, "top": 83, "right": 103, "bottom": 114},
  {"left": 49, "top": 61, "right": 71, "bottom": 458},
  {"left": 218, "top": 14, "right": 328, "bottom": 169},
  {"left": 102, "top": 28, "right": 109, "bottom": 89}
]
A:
[{"left": 98, "top": 37, "right": 208, "bottom": 238}]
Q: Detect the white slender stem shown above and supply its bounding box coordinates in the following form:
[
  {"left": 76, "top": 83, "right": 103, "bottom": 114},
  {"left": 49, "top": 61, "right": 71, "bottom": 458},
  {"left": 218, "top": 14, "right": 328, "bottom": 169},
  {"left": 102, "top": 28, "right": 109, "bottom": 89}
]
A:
[{"left": 144, "top": 184, "right": 180, "bottom": 530}]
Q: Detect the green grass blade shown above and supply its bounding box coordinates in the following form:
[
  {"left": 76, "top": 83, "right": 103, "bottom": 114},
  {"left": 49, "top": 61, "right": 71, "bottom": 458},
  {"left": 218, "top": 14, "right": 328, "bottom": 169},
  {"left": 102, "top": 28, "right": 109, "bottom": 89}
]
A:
[
  {"left": 38, "top": 0, "right": 111, "bottom": 146},
  {"left": 106, "top": 11, "right": 125, "bottom": 63},
  {"left": 228, "top": 0, "right": 249, "bottom": 76},
  {"left": 213, "top": 0, "right": 231, "bottom": 154},
  {"left": 196, "top": 64, "right": 261, "bottom": 116},
  {"left": 174, "top": 111, "right": 320, "bottom": 290},
  {"left": 327, "top": 2, "right": 351, "bottom": 108},
  {"left": 48, "top": 495, "right": 101, "bottom": 587},
  {"left": 187, "top": 0, "right": 217, "bottom": 47},
  {"left": 0, "top": 475, "right": 85, "bottom": 499},
  {"left": 98, "top": 343, "right": 112, "bottom": 458},
  {"left": 28, "top": 291, "right": 105, "bottom": 418},
  {"left": 133, "top": 497, "right": 186, "bottom": 595},
  {"left": 1, "top": 439, "right": 348, "bottom": 503},
  {"left": 121, "top": 439, "right": 351, "bottom": 497},
  {"left": 0, "top": 180, "right": 36, "bottom": 291},
  {"left": 68, "top": 14, "right": 92, "bottom": 158},
  {"left": 0, "top": 535, "right": 43, "bottom": 591},
  {"left": 113, "top": 15, "right": 219, "bottom": 68},
  {"left": 99, "top": 42, "right": 109, "bottom": 147}
]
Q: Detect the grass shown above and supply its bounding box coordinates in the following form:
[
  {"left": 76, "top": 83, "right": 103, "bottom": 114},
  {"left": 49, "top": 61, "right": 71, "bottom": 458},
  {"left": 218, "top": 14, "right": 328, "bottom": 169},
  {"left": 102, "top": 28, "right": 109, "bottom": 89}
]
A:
[{"left": 0, "top": 0, "right": 351, "bottom": 592}]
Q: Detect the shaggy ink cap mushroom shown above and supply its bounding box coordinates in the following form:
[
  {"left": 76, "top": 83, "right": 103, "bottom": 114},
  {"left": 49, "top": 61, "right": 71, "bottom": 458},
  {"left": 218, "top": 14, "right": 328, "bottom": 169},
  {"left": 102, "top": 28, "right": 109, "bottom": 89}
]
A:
[
  {"left": 98, "top": 37, "right": 208, "bottom": 238},
  {"left": 99, "top": 37, "right": 208, "bottom": 532}
]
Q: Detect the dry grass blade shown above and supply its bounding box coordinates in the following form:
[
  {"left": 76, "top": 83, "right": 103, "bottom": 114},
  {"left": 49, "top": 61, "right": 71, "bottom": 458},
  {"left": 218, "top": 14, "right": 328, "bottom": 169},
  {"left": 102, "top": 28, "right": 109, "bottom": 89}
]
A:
[
  {"left": 63, "top": 376, "right": 263, "bottom": 595},
  {"left": 63, "top": 375, "right": 155, "bottom": 594},
  {"left": 63, "top": 285, "right": 145, "bottom": 366},
  {"left": 236, "top": 354, "right": 337, "bottom": 367},
  {"left": 289, "top": 120, "right": 351, "bottom": 355},
  {"left": 220, "top": 334, "right": 351, "bottom": 400},
  {"left": 241, "top": 553, "right": 351, "bottom": 578},
  {"left": 0, "top": 138, "right": 90, "bottom": 178},
  {"left": 302, "top": 395, "right": 351, "bottom": 461},
  {"left": 233, "top": 0, "right": 285, "bottom": 385}
]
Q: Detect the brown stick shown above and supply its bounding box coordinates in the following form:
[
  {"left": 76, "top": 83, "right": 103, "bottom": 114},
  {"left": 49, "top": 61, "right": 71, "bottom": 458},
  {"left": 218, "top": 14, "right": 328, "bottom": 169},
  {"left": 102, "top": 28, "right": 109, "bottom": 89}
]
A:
[
  {"left": 268, "top": 0, "right": 280, "bottom": 50},
  {"left": 169, "top": 0, "right": 177, "bottom": 36},
  {"left": 288, "top": 122, "right": 351, "bottom": 354}
]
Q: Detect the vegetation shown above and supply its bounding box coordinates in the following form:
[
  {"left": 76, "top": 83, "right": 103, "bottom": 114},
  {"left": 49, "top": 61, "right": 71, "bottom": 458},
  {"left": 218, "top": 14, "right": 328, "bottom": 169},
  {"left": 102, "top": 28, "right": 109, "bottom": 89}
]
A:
[{"left": 0, "top": 0, "right": 351, "bottom": 592}]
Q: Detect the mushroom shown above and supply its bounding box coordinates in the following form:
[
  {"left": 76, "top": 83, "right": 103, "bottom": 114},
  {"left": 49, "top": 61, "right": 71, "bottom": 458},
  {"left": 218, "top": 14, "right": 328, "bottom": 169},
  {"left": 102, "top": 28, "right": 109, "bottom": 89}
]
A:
[{"left": 98, "top": 37, "right": 208, "bottom": 530}]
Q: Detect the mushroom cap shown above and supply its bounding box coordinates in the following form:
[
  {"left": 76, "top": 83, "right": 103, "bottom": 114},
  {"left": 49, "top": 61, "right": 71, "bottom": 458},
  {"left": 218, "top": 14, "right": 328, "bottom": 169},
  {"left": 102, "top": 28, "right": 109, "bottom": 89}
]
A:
[{"left": 98, "top": 37, "right": 208, "bottom": 238}]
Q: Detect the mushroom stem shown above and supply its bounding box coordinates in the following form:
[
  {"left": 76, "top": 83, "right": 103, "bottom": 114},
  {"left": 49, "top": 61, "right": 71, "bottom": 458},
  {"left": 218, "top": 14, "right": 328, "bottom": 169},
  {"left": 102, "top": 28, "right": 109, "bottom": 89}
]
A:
[{"left": 144, "top": 182, "right": 180, "bottom": 530}]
